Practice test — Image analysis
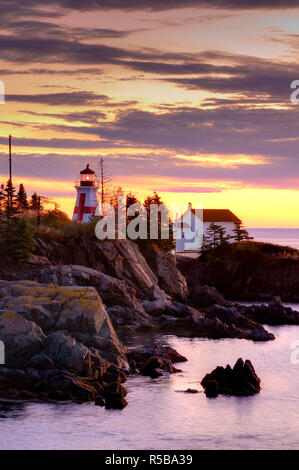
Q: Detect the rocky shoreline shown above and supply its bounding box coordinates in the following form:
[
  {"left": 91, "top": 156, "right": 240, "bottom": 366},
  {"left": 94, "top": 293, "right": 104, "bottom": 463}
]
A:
[
  {"left": 0, "top": 238, "right": 298, "bottom": 408},
  {"left": 177, "top": 241, "right": 299, "bottom": 302}
]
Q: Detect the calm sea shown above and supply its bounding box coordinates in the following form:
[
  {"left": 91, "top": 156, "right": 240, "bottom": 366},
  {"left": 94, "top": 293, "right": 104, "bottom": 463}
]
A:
[
  {"left": 1, "top": 231, "right": 299, "bottom": 449},
  {"left": 248, "top": 228, "right": 299, "bottom": 250},
  {"left": 2, "top": 318, "right": 299, "bottom": 450}
]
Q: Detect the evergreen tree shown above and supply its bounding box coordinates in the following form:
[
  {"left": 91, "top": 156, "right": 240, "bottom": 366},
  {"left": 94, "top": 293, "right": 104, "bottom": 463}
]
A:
[
  {"left": 126, "top": 192, "right": 139, "bottom": 209},
  {"left": 12, "top": 217, "right": 36, "bottom": 263},
  {"left": 0, "top": 180, "right": 19, "bottom": 258},
  {"left": 30, "top": 192, "right": 40, "bottom": 211},
  {"left": 217, "top": 224, "right": 231, "bottom": 246},
  {"left": 0, "top": 184, "right": 4, "bottom": 212},
  {"left": 126, "top": 192, "right": 140, "bottom": 229},
  {"left": 203, "top": 222, "right": 219, "bottom": 249},
  {"left": 17, "top": 183, "right": 29, "bottom": 210},
  {"left": 203, "top": 222, "right": 231, "bottom": 250},
  {"left": 0, "top": 180, "right": 36, "bottom": 264},
  {"left": 143, "top": 192, "right": 174, "bottom": 252},
  {"left": 30, "top": 193, "right": 45, "bottom": 227},
  {"left": 109, "top": 186, "right": 125, "bottom": 210},
  {"left": 2, "top": 179, "right": 20, "bottom": 236},
  {"left": 232, "top": 221, "right": 253, "bottom": 242}
]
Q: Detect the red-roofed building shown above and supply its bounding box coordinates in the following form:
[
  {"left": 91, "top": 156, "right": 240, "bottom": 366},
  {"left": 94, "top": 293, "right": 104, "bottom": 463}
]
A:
[
  {"left": 174, "top": 203, "right": 242, "bottom": 253},
  {"left": 202, "top": 209, "right": 241, "bottom": 224}
]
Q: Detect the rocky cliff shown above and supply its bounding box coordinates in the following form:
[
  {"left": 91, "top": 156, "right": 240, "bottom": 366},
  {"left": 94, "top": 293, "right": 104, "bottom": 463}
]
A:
[
  {"left": 178, "top": 242, "right": 299, "bottom": 302},
  {"left": 2, "top": 238, "right": 295, "bottom": 406},
  {"left": 0, "top": 237, "right": 274, "bottom": 342},
  {"left": 2, "top": 237, "right": 291, "bottom": 341}
]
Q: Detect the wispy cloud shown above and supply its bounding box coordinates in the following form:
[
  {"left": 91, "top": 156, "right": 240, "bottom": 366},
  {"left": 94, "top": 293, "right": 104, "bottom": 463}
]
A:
[
  {"left": 7, "top": 91, "right": 108, "bottom": 105},
  {"left": 9, "top": 0, "right": 299, "bottom": 12}
]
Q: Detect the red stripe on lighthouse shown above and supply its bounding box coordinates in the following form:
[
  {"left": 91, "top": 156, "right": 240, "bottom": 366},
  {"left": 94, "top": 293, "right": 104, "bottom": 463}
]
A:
[
  {"left": 74, "top": 206, "right": 97, "bottom": 215},
  {"left": 78, "top": 193, "right": 86, "bottom": 222}
]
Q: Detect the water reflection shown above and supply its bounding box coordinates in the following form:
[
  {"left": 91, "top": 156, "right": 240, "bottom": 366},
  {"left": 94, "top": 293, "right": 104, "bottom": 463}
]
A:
[
  {"left": 0, "top": 401, "right": 27, "bottom": 420},
  {"left": 1, "top": 323, "right": 299, "bottom": 449}
]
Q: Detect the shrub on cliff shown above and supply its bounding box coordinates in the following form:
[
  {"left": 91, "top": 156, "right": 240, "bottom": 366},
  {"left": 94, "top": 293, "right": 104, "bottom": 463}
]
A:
[
  {"left": 0, "top": 180, "right": 36, "bottom": 264},
  {"left": 0, "top": 214, "right": 36, "bottom": 264},
  {"left": 41, "top": 208, "right": 71, "bottom": 230}
]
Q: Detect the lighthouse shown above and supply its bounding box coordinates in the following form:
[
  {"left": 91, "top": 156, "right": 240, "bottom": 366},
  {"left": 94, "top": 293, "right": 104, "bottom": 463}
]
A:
[{"left": 72, "top": 164, "right": 99, "bottom": 222}]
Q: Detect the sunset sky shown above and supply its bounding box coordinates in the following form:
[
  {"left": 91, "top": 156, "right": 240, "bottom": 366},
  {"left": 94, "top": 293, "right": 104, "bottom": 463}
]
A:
[{"left": 1, "top": 0, "right": 299, "bottom": 227}]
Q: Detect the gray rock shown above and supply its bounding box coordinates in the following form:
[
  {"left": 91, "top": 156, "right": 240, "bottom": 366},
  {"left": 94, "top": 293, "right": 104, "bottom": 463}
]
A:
[
  {"left": 0, "top": 280, "right": 128, "bottom": 369},
  {"left": 45, "top": 331, "right": 96, "bottom": 376},
  {"left": 188, "top": 284, "right": 228, "bottom": 308},
  {"left": 25, "top": 353, "right": 54, "bottom": 371},
  {"left": 0, "top": 310, "right": 45, "bottom": 368},
  {"left": 14, "top": 263, "right": 155, "bottom": 332},
  {"left": 201, "top": 358, "right": 261, "bottom": 397},
  {"left": 92, "top": 239, "right": 161, "bottom": 300},
  {"left": 158, "top": 303, "right": 275, "bottom": 341},
  {"left": 141, "top": 247, "right": 188, "bottom": 302},
  {"left": 69, "top": 265, "right": 143, "bottom": 311},
  {"left": 235, "top": 297, "right": 299, "bottom": 325},
  {"left": 106, "top": 305, "right": 154, "bottom": 331}
]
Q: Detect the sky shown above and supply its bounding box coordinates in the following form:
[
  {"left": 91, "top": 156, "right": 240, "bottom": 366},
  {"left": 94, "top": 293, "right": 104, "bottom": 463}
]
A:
[{"left": 1, "top": 0, "right": 299, "bottom": 227}]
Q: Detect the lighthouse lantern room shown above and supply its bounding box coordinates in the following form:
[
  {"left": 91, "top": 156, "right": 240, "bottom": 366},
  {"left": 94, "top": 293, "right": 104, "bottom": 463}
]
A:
[{"left": 72, "top": 164, "right": 99, "bottom": 222}]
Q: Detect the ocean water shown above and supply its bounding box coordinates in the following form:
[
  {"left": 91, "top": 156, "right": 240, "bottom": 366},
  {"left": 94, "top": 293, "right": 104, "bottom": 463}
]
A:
[
  {"left": 2, "top": 311, "right": 299, "bottom": 450},
  {"left": 248, "top": 228, "right": 299, "bottom": 250},
  {"left": 1, "top": 230, "right": 299, "bottom": 450}
]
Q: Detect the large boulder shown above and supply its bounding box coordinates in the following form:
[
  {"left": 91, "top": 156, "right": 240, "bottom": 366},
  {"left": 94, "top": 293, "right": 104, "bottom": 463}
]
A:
[
  {"left": 34, "top": 264, "right": 144, "bottom": 312},
  {"left": 0, "top": 310, "right": 45, "bottom": 368},
  {"left": 44, "top": 331, "right": 107, "bottom": 378},
  {"left": 92, "top": 239, "right": 162, "bottom": 300},
  {"left": 141, "top": 247, "right": 188, "bottom": 302},
  {"left": 157, "top": 303, "right": 274, "bottom": 341},
  {"left": 236, "top": 297, "right": 299, "bottom": 325},
  {"left": 0, "top": 260, "right": 156, "bottom": 332},
  {"left": 106, "top": 305, "right": 154, "bottom": 332},
  {"left": 0, "top": 367, "right": 102, "bottom": 402},
  {"left": 43, "top": 265, "right": 154, "bottom": 332},
  {"left": 103, "top": 382, "right": 128, "bottom": 409},
  {"left": 127, "top": 345, "right": 187, "bottom": 367},
  {"left": 140, "top": 288, "right": 172, "bottom": 316},
  {"left": 201, "top": 358, "right": 261, "bottom": 397},
  {"left": 127, "top": 345, "right": 186, "bottom": 378},
  {"left": 0, "top": 280, "right": 128, "bottom": 368},
  {"left": 188, "top": 284, "right": 228, "bottom": 309},
  {"left": 0, "top": 280, "right": 130, "bottom": 407}
]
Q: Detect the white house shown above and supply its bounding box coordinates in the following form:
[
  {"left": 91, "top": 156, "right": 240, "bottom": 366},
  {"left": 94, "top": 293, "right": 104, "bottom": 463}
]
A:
[{"left": 174, "top": 203, "right": 242, "bottom": 253}]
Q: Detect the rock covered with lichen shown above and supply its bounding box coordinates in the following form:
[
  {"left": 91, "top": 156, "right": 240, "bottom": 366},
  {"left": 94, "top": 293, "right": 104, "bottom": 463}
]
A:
[{"left": 0, "top": 280, "right": 129, "bottom": 408}]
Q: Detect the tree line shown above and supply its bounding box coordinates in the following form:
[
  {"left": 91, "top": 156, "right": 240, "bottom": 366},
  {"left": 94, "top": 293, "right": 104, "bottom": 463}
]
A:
[
  {"left": 203, "top": 221, "right": 253, "bottom": 252},
  {"left": 0, "top": 180, "right": 69, "bottom": 264},
  {"left": 0, "top": 170, "right": 253, "bottom": 265},
  {"left": 97, "top": 185, "right": 175, "bottom": 252},
  {"left": 0, "top": 176, "right": 174, "bottom": 264}
]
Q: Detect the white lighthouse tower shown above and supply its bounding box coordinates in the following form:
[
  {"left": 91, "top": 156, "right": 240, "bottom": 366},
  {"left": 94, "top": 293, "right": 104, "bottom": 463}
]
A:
[{"left": 72, "top": 164, "right": 99, "bottom": 222}]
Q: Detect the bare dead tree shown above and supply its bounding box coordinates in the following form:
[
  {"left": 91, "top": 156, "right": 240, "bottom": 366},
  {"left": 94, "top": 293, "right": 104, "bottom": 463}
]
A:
[{"left": 97, "top": 157, "right": 111, "bottom": 205}]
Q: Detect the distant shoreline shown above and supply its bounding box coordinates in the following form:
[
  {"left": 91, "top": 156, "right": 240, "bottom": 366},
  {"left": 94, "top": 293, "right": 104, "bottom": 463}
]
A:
[{"left": 248, "top": 227, "right": 299, "bottom": 230}]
